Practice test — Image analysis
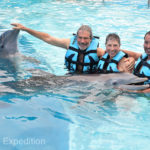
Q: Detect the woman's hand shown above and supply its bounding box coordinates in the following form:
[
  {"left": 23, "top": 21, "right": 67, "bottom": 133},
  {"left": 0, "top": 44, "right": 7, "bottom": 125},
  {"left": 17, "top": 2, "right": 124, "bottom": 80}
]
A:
[{"left": 118, "top": 57, "right": 135, "bottom": 73}]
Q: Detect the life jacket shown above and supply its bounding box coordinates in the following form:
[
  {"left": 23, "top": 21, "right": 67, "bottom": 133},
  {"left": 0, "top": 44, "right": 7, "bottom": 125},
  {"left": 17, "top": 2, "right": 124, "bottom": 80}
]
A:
[
  {"left": 133, "top": 53, "right": 150, "bottom": 84},
  {"left": 97, "top": 51, "right": 128, "bottom": 73},
  {"left": 65, "top": 35, "right": 99, "bottom": 73}
]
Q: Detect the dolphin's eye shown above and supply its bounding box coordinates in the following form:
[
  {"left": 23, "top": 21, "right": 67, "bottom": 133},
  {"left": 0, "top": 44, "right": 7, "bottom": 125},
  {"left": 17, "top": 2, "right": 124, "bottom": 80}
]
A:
[
  {"left": 112, "top": 81, "right": 118, "bottom": 85},
  {"left": 0, "top": 44, "right": 4, "bottom": 48}
]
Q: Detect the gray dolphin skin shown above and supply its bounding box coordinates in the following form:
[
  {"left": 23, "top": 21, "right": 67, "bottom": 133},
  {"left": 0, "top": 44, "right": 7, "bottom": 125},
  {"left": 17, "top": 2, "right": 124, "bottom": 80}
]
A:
[
  {"left": 31, "top": 71, "right": 149, "bottom": 91},
  {"left": 0, "top": 29, "right": 25, "bottom": 81},
  {"left": 2, "top": 69, "right": 149, "bottom": 94},
  {"left": 0, "top": 29, "right": 20, "bottom": 57}
]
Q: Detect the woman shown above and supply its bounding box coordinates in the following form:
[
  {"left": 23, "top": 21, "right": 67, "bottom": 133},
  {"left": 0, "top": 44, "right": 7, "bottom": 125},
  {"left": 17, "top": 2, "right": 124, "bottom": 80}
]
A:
[{"left": 97, "top": 33, "right": 135, "bottom": 73}]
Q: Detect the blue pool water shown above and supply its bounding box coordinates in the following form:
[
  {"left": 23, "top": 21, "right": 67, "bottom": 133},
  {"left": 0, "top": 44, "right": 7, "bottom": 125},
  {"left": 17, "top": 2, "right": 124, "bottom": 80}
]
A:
[{"left": 0, "top": 0, "right": 150, "bottom": 150}]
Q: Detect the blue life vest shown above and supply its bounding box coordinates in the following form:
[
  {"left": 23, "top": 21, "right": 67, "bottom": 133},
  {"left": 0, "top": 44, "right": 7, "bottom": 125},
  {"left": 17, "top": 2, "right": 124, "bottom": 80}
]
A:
[
  {"left": 97, "top": 51, "right": 128, "bottom": 73},
  {"left": 65, "top": 35, "right": 99, "bottom": 73},
  {"left": 133, "top": 53, "right": 150, "bottom": 84}
]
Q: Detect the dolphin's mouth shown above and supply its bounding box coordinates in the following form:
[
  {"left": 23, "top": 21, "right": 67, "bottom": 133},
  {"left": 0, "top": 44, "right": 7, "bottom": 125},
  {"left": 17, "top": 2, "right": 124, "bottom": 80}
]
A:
[
  {"left": 128, "top": 81, "right": 146, "bottom": 85},
  {"left": 118, "top": 84, "right": 149, "bottom": 91},
  {"left": 117, "top": 77, "right": 149, "bottom": 91},
  {"left": 106, "top": 76, "right": 149, "bottom": 92}
]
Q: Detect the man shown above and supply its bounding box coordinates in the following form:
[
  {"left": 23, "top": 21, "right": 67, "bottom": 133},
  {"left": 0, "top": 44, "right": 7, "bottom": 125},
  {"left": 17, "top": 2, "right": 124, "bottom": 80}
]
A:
[
  {"left": 133, "top": 31, "right": 150, "bottom": 93},
  {"left": 11, "top": 23, "right": 138, "bottom": 73}
]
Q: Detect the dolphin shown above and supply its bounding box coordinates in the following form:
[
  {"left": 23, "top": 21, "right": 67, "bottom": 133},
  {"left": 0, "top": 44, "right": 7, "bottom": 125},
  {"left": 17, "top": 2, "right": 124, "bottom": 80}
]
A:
[
  {"left": 0, "top": 29, "right": 40, "bottom": 82},
  {"left": 0, "top": 29, "right": 40, "bottom": 61},
  {"left": 1, "top": 69, "right": 149, "bottom": 95},
  {"left": 0, "top": 29, "right": 20, "bottom": 57}
]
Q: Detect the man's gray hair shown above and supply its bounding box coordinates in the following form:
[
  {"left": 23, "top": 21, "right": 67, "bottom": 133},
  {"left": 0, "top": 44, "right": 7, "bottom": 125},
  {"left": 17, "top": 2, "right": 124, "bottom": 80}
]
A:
[{"left": 77, "top": 25, "right": 93, "bottom": 39}]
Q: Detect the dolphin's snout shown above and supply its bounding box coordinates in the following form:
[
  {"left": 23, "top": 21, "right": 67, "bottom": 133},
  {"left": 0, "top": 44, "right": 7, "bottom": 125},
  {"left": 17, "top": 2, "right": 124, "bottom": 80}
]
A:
[{"left": 129, "top": 77, "right": 148, "bottom": 85}]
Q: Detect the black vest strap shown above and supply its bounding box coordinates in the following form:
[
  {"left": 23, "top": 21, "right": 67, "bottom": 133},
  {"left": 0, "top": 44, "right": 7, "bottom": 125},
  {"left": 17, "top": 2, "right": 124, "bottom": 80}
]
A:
[
  {"left": 142, "top": 61, "right": 150, "bottom": 68},
  {"left": 134, "top": 55, "right": 148, "bottom": 74}
]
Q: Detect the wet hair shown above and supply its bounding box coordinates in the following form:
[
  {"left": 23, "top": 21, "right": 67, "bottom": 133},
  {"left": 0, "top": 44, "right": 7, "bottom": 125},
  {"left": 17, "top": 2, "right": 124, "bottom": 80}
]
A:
[
  {"left": 105, "top": 33, "right": 121, "bottom": 45},
  {"left": 77, "top": 25, "right": 93, "bottom": 39},
  {"left": 144, "top": 31, "right": 150, "bottom": 40}
]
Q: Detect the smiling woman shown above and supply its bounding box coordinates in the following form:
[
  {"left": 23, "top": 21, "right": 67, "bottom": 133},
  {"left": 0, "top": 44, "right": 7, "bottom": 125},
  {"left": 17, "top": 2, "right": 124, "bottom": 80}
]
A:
[
  {"left": 105, "top": 33, "right": 121, "bottom": 59},
  {"left": 97, "top": 33, "right": 135, "bottom": 73}
]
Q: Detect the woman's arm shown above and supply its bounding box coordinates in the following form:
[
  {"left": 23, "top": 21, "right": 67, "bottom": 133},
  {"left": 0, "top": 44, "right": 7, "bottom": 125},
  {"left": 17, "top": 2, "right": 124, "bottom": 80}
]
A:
[{"left": 121, "top": 49, "right": 141, "bottom": 61}]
